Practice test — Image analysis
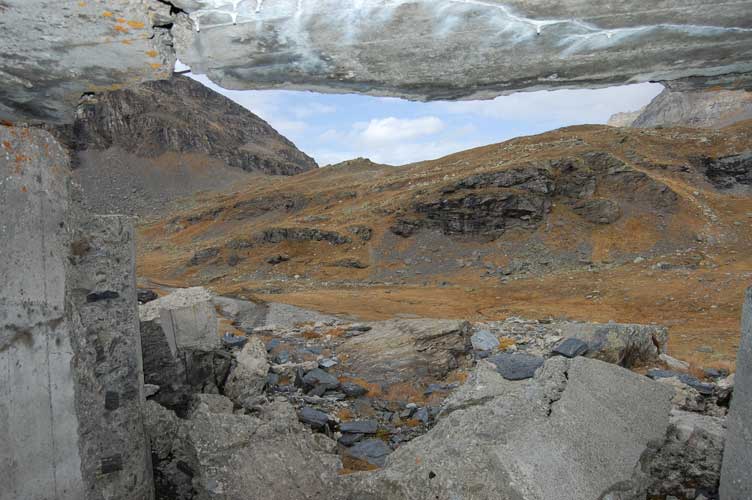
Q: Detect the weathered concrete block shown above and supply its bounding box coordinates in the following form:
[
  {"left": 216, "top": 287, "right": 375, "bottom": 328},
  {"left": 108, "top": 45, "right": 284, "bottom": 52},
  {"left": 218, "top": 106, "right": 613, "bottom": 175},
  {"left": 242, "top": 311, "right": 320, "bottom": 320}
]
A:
[
  {"left": 0, "top": 127, "right": 152, "bottom": 500},
  {"left": 160, "top": 300, "right": 219, "bottom": 351},
  {"left": 67, "top": 214, "right": 154, "bottom": 500},
  {"left": 720, "top": 287, "right": 752, "bottom": 499}
]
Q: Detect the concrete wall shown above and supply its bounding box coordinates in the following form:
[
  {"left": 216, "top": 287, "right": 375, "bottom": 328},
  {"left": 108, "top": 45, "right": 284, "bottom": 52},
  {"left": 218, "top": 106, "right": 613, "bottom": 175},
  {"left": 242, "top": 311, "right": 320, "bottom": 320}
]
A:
[
  {"left": 0, "top": 126, "right": 153, "bottom": 500},
  {"left": 66, "top": 214, "right": 154, "bottom": 500},
  {"left": 720, "top": 287, "right": 752, "bottom": 499},
  {"left": 0, "top": 126, "right": 85, "bottom": 500}
]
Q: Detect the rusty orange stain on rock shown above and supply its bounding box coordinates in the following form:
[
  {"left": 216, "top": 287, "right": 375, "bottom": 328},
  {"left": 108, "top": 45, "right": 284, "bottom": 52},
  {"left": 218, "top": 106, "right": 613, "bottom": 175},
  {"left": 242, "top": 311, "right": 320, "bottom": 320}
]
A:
[
  {"left": 102, "top": 11, "right": 113, "bottom": 17},
  {"left": 116, "top": 18, "right": 126, "bottom": 23},
  {"left": 113, "top": 25, "right": 128, "bottom": 33},
  {"left": 127, "top": 20, "right": 146, "bottom": 29},
  {"left": 2, "top": 140, "right": 11, "bottom": 150},
  {"left": 145, "top": 50, "right": 158, "bottom": 58},
  {"left": 121, "top": 39, "right": 132, "bottom": 45},
  {"left": 150, "top": 63, "right": 162, "bottom": 69},
  {"left": 21, "top": 186, "right": 27, "bottom": 193}
]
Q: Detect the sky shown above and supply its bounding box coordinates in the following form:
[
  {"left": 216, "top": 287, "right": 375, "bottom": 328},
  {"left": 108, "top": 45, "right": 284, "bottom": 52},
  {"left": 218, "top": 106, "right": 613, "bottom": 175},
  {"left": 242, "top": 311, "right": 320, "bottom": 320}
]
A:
[{"left": 186, "top": 72, "right": 662, "bottom": 167}]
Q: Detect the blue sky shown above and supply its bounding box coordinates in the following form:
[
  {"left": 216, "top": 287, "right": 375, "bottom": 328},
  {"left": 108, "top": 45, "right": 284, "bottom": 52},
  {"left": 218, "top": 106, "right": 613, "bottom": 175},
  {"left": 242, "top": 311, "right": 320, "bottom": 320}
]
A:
[{"left": 187, "top": 73, "right": 661, "bottom": 166}]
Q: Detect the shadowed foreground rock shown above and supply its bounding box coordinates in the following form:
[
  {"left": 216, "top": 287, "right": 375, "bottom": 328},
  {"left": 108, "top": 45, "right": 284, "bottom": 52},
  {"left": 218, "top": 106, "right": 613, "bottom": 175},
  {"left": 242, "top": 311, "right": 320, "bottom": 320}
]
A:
[
  {"left": 145, "top": 396, "right": 341, "bottom": 500},
  {"left": 720, "top": 287, "right": 752, "bottom": 498}
]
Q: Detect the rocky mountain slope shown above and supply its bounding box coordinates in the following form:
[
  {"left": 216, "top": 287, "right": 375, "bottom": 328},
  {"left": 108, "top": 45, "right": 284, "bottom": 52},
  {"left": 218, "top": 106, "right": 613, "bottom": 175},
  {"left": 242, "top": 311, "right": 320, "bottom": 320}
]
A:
[
  {"left": 610, "top": 87, "right": 752, "bottom": 128},
  {"left": 50, "top": 75, "right": 317, "bottom": 215},
  {"left": 137, "top": 122, "right": 752, "bottom": 366}
]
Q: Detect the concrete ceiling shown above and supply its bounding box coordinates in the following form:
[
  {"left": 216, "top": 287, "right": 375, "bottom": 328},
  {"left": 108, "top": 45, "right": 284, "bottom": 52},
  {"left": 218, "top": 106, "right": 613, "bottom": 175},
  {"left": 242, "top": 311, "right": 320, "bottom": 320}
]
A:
[{"left": 3, "top": 0, "right": 752, "bottom": 124}]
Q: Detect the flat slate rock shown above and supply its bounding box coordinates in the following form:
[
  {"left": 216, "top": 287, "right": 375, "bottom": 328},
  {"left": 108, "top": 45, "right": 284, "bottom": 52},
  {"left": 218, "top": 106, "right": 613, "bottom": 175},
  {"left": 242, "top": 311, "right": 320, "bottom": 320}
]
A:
[
  {"left": 298, "top": 407, "right": 331, "bottom": 429},
  {"left": 302, "top": 368, "right": 339, "bottom": 390},
  {"left": 553, "top": 338, "right": 589, "bottom": 358},
  {"left": 345, "top": 438, "right": 392, "bottom": 467},
  {"left": 647, "top": 369, "right": 716, "bottom": 395},
  {"left": 488, "top": 353, "right": 544, "bottom": 380},
  {"left": 341, "top": 382, "right": 368, "bottom": 398},
  {"left": 340, "top": 420, "right": 378, "bottom": 434},
  {"left": 338, "top": 433, "right": 364, "bottom": 446}
]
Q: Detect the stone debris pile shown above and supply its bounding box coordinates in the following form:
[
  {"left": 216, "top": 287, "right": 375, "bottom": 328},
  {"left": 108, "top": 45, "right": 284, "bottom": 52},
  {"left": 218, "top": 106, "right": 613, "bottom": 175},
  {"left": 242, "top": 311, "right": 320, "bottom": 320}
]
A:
[{"left": 134, "top": 286, "right": 746, "bottom": 499}]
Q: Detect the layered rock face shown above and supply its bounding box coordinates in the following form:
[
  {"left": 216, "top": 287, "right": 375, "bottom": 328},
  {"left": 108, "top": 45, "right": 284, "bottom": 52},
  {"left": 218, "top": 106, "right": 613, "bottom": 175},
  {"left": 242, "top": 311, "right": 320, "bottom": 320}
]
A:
[
  {"left": 632, "top": 88, "right": 752, "bottom": 129},
  {"left": 393, "top": 151, "right": 677, "bottom": 238},
  {"left": 54, "top": 75, "right": 317, "bottom": 175},
  {"left": 45, "top": 75, "right": 316, "bottom": 216}
]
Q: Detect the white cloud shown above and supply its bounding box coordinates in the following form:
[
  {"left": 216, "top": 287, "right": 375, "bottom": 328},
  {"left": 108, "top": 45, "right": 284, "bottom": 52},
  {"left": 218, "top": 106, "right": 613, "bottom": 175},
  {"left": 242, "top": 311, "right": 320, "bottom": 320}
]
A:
[
  {"left": 292, "top": 102, "right": 337, "bottom": 119},
  {"left": 437, "top": 83, "right": 663, "bottom": 124},
  {"left": 359, "top": 116, "right": 445, "bottom": 145}
]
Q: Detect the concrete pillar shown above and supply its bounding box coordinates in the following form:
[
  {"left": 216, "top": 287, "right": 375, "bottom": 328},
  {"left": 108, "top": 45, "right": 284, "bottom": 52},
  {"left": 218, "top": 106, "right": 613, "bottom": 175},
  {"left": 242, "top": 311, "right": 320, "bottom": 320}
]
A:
[
  {"left": 720, "top": 287, "right": 752, "bottom": 499},
  {"left": 0, "top": 126, "right": 153, "bottom": 500}
]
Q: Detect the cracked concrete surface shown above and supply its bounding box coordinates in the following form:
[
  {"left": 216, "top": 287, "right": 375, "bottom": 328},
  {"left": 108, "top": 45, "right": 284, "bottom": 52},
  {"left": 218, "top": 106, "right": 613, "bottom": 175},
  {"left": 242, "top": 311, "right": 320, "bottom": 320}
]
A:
[
  {"left": 0, "top": 0, "right": 175, "bottom": 124},
  {"left": 2, "top": 1, "right": 752, "bottom": 123},
  {"left": 166, "top": 0, "right": 752, "bottom": 99}
]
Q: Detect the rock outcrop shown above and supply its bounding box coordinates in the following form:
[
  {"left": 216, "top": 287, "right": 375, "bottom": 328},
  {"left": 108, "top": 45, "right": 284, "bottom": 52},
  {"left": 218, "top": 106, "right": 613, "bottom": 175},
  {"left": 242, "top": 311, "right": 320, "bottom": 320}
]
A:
[
  {"left": 53, "top": 75, "right": 316, "bottom": 176},
  {"left": 692, "top": 151, "right": 752, "bottom": 191},
  {"left": 631, "top": 88, "right": 752, "bottom": 129},
  {"left": 394, "top": 152, "right": 677, "bottom": 239}
]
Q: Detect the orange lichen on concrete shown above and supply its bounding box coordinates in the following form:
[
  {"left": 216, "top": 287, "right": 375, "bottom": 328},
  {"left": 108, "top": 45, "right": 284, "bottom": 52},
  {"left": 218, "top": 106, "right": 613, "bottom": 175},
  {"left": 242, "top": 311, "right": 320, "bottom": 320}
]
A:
[
  {"left": 113, "top": 25, "right": 128, "bottom": 33},
  {"left": 150, "top": 63, "right": 162, "bottom": 69},
  {"left": 127, "top": 20, "right": 146, "bottom": 29},
  {"left": 102, "top": 11, "right": 113, "bottom": 17},
  {"left": 116, "top": 18, "right": 126, "bottom": 23},
  {"left": 145, "top": 50, "right": 159, "bottom": 58}
]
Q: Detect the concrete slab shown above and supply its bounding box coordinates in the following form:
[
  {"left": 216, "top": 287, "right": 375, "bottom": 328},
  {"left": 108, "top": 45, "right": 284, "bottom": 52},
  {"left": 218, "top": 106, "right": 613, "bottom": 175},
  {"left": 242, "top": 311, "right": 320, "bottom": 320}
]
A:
[
  {"left": 0, "top": 126, "right": 152, "bottom": 500},
  {"left": 159, "top": 300, "right": 219, "bottom": 351},
  {"left": 720, "top": 287, "right": 752, "bottom": 499}
]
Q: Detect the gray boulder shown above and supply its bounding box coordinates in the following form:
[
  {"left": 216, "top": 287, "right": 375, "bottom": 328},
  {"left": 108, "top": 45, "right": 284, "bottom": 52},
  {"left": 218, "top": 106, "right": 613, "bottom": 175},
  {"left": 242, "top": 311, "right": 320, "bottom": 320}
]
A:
[
  {"left": 223, "top": 337, "right": 270, "bottom": 406},
  {"left": 471, "top": 329, "right": 500, "bottom": 351},
  {"left": 338, "top": 356, "right": 673, "bottom": 500},
  {"left": 338, "top": 319, "right": 472, "bottom": 387},
  {"left": 558, "top": 321, "right": 669, "bottom": 367}
]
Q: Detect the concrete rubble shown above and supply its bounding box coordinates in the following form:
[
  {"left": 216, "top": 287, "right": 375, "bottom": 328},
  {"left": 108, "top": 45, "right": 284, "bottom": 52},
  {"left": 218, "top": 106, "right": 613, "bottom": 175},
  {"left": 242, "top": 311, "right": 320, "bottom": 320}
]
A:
[{"left": 338, "top": 356, "right": 674, "bottom": 500}]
